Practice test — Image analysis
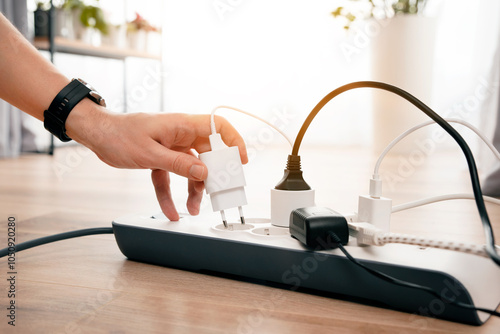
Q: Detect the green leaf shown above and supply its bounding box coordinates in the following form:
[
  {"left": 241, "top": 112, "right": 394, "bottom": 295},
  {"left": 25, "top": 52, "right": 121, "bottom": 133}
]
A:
[
  {"left": 331, "top": 7, "right": 344, "bottom": 17},
  {"left": 80, "top": 5, "right": 108, "bottom": 34}
]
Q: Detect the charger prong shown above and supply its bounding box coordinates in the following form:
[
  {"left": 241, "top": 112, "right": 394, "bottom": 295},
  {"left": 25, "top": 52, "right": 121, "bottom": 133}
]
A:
[
  {"left": 220, "top": 210, "right": 228, "bottom": 228},
  {"left": 238, "top": 206, "right": 245, "bottom": 225}
]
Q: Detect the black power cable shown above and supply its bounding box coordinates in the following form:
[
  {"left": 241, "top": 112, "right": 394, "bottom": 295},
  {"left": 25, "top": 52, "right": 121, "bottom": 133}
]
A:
[
  {"left": 292, "top": 81, "right": 500, "bottom": 266},
  {"left": 328, "top": 232, "right": 500, "bottom": 318},
  {"left": 0, "top": 227, "right": 114, "bottom": 258}
]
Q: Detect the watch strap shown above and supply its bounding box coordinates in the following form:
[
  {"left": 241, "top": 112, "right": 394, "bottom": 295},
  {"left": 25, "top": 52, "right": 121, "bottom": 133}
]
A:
[{"left": 44, "top": 79, "right": 92, "bottom": 142}]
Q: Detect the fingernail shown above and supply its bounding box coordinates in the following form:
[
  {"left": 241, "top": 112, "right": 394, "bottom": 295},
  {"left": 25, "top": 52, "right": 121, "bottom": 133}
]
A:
[
  {"left": 189, "top": 165, "right": 206, "bottom": 180},
  {"left": 190, "top": 206, "right": 200, "bottom": 216},
  {"left": 194, "top": 181, "right": 204, "bottom": 193}
]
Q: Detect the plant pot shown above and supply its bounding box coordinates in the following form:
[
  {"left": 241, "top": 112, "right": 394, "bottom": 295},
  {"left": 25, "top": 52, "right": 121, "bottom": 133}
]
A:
[
  {"left": 55, "top": 8, "right": 74, "bottom": 39},
  {"left": 80, "top": 27, "right": 101, "bottom": 46},
  {"left": 34, "top": 9, "right": 49, "bottom": 37},
  {"left": 71, "top": 8, "right": 85, "bottom": 40},
  {"left": 102, "top": 24, "right": 127, "bottom": 48},
  {"left": 370, "top": 15, "right": 437, "bottom": 153},
  {"left": 127, "top": 29, "right": 147, "bottom": 51}
]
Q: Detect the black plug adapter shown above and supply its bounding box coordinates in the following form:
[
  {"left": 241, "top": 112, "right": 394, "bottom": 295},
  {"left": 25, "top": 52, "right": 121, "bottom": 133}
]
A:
[
  {"left": 290, "top": 207, "right": 349, "bottom": 249},
  {"left": 274, "top": 155, "right": 311, "bottom": 190}
]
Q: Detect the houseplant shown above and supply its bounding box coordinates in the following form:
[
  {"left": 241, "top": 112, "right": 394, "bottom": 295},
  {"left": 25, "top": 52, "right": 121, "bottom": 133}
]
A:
[
  {"left": 53, "top": 0, "right": 84, "bottom": 39},
  {"left": 78, "top": 2, "right": 108, "bottom": 46},
  {"left": 332, "top": 0, "right": 429, "bottom": 30},
  {"left": 332, "top": 0, "right": 435, "bottom": 153},
  {"left": 127, "top": 13, "right": 160, "bottom": 53}
]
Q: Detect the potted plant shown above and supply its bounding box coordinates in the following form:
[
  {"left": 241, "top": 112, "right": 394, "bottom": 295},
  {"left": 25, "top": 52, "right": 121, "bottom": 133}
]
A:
[
  {"left": 127, "top": 13, "right": 160, "bottom": 53},
  {"left": 34, "top": 1, "right": 50, "bottom": 37},
  {"left": 79, "top": 3, "right": 109, "bottom": 46},
  {"left": 50, "top": 0, "right": 83, "bottom": 40},
  {"left": 102, "top": 23, "right": 127, "bottom": 49},
  {"left": 331, "top": 0, "right": 429, "bottom": 30},
  {"left": 57, "top": 0, "right": 84, "bottom": 40},
  {"left": 332, "top": 0, "right": 436, "bottom": 153}
]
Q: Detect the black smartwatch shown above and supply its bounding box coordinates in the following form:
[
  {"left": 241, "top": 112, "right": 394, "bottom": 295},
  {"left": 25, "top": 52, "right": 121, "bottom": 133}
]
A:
[{"left": 44, "top": 78, "right": 106, "bottom": 142}]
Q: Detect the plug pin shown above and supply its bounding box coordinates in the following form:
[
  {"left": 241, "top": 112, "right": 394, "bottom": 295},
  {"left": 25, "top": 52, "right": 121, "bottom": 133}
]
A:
[
  {"left": 220, "top": 210, "right": 228, "bottom": 228},
  {"left": 238, "top": 206, "right": 245, "bottom": 225}
]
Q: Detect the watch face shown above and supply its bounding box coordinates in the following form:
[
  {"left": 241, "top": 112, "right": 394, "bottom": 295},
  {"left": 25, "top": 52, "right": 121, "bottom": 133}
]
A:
[
  {"left": 89, "top": 91, "right": 106, "bottom": 107},
  {"left": 75, "top": 78, "right": 106, "bottom": 107}
]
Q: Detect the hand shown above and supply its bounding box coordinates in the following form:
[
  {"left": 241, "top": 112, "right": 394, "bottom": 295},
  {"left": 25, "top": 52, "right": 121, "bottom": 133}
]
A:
[
  {"left": 0, "top": 12, "right": 246, "bottom": 219},
  {"left": 65, "top": 100, "right": 248, "bottom": 221}
]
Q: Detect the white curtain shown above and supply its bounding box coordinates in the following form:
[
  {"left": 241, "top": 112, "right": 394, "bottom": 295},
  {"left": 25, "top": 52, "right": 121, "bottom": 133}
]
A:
[
  {"left": 483, "top": 45, "right": 500, "bottom": 195},
  {"left": 0, "top": 0, "right": 37, "bottom": 157}
]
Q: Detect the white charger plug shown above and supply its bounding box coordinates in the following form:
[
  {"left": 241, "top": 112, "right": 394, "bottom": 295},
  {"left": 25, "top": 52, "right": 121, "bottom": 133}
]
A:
[
  {"left": 199, "top": 133, "right": 247, "bottom": 227},
  {"left": 356, "top": 175, "right": 392, "bottom": 232}
]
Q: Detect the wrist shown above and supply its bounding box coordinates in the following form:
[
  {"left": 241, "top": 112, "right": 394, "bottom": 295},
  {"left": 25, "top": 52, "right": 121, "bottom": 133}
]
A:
[
  {"left": 44, "top": 78, "right": 106, "bottom": 142},
  {"left": 65, "top": 98, "right": 111, "bottom": 149}
]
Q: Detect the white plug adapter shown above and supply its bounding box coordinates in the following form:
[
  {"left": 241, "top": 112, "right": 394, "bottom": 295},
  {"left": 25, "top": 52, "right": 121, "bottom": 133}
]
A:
[
  {"left": 271, "top": 189, "right": 315, "bottom": 227},
  {"left": 355, "top": 176, "right": 392, "bottom": 232},
  {"left": 199, "top": 133, "right": 247, "bottom": 227},
  {"left": 271, "top": 154, "right": 315, "bottom": 227},
  {"left": 357, "top": 195, "right": 392, "bottom": 232}
]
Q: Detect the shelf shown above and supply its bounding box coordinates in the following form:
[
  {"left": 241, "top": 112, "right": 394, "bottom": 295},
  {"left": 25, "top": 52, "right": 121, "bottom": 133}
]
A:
[{"left": 34, "top": 37, "right": 161, "bottom": 60}]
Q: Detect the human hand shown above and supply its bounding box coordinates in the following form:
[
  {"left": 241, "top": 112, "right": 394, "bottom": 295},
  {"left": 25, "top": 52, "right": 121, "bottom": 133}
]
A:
[{"left": 65, "top": 100, "right": 248, "bottom": 221}]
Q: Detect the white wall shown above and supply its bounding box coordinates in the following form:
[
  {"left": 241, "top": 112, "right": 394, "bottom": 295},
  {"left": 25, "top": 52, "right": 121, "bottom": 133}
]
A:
[
  {"left": 161, "top": 0, "right": 500, "bottom": 154},
  {"left": 162, "top": 0, "right": 372, "bottom": 148}
]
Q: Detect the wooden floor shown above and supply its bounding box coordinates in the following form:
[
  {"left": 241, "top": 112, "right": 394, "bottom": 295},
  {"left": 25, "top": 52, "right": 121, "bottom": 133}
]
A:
[{"left": 0, "top": 144, "right": 499, "bottom": 333}]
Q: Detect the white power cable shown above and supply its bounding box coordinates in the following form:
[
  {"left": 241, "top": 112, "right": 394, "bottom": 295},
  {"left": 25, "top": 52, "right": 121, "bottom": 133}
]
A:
[
  {"left": 392, "top": 193, "right": 500, "bottom": 213},
  {"left": 373, "top": 118, "right": 500, "bottom": 177},
  {"left": 210, "top": 105, "right": 293, "bottom": 147}
]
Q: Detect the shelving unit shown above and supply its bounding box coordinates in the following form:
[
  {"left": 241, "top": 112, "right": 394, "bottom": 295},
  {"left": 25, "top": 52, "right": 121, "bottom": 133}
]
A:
[{"left": 34, "top": 36, "right": 161, "bottom": 60}]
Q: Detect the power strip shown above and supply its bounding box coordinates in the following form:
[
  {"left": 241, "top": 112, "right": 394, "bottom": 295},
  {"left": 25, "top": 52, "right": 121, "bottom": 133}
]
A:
[{"left": 112, "top": 211, "right": 500, "bottom": 326}]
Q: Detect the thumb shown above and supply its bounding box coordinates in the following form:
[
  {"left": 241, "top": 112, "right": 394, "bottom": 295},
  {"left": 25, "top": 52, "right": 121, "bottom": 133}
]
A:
[{"left": 151, "top": 146, "right": 208, "bottom": 181}]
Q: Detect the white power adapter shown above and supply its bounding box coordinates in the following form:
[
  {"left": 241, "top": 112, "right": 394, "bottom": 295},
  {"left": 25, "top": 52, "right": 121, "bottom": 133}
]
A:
[
  {"left": 199, "top": 133, "right": 247, "bottom": 227},
  {"left": 356, "top": 176, "right": 392, "bottom": 232}
]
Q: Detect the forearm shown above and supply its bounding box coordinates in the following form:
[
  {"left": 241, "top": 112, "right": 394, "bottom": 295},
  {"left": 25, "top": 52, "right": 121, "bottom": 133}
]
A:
[{"left": 0, "top": 13, "right": 69, "bottom": 120}]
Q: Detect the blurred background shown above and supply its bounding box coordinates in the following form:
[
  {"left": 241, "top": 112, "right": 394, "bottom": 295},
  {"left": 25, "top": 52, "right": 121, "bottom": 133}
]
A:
[{"left": 1, "top": 0, "right": 500, "bottom": 168}]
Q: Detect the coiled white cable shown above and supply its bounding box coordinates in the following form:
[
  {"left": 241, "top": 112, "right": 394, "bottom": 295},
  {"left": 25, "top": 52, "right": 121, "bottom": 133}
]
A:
[
  {"left": 376, "top": 232, "right": 489, "bottom": 257},
  {"left": 348, "top": 222, "right": 497, "bottom": 258}
]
